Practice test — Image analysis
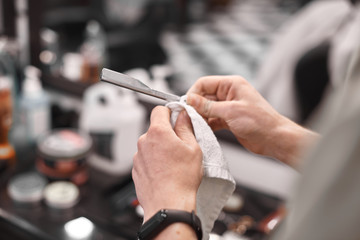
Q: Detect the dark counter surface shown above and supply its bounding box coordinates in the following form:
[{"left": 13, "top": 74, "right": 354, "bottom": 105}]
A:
[
  {"left": 0, "top": 142, "right": 142, "bottom": 240},
  {"left": 0, "top": 138, "right": 282, "bottom": 240}
]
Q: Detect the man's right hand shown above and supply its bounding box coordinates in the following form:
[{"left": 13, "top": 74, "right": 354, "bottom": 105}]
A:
[{"left": 187, "top": 75, "right": 318, "bottom": 167}]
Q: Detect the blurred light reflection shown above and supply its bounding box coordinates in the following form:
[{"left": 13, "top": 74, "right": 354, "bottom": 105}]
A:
[{"left": 64, "top": 217, "right": 94, "bottom": 239}]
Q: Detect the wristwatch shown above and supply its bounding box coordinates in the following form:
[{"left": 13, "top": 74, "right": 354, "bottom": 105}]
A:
[{"left": 137, "top": 209, "right": 203, "bottom": 240}]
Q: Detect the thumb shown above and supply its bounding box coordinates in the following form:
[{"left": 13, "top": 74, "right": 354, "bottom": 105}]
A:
[
  {"left": 187, "top": 93, "right": 224, "bottom": 119},
  {"left": 174, "top": 110, "right": 197, "bottom": 145}
]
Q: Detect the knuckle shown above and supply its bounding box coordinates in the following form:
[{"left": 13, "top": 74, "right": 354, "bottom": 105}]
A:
[
  {"left": 147, "top": 124, "right": 165, "bottom": 137},
  {"left": 203, "top": 99, "right": 213, "bottom": 116},
  {"left": 236, "top": 75, "right": 247, "bottom": 84},
  {"left": 131, "top": 167, "right": 137, "bottom": 181},
  {"left": 133, "top": 152, "right": 138, "bottom": 162},
  {"left": 137, "top": 134, "right": 146, "bottom": 150},
  {"left": 132, "top": 153, "right": 139, "bottom": 167},
  {"left": 197, "top": 76, "right": 209, "bottom": 82},
  {"left": 189, "top": 143, "right": 202, "bottom": 158}
]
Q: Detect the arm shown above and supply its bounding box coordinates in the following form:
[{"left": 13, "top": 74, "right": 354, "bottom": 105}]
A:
[
  {"left": 132, "top": 106, "right": 203, "bottom": 239},
  {"left": 187, "top": 75, "right": 319, "bottom": 168}
]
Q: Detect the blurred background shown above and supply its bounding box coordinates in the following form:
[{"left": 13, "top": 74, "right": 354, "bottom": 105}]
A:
[
  {"left": 1, "top": 0, "right": 309, "bottom": 95},
  {"left": 0, "top": 0, "right": 318, "bottom": 239}
]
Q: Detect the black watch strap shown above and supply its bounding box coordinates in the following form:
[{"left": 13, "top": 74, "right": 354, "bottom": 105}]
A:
[{"left": 137, "top": 209, "right": 202, "bottom": 240}]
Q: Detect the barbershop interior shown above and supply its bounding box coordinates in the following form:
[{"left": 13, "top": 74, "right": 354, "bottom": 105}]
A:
[{"left": 1, "top": 0, "right": 360, "bottom": 240}]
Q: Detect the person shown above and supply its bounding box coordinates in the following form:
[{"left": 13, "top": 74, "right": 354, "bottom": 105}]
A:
[
  {"left": 132, "top": 1, "right": 360, "bottom": 239},
  {"left": 132, "top": 75, "right": 318, "bottom": 239}
]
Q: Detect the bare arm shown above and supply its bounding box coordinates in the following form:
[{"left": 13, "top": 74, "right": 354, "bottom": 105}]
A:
[
  {"left": 132, "top": 107, "right": 202, "bottom": 239},
  {"left": 187, "top": 75, "right": 319, "bottom": 168},
  {"left": 132, "top": 75, "right": 320, "bottom": 239}
]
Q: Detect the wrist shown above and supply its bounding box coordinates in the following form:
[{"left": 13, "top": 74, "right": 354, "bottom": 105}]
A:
[
  {"left": 268, "top": 117, "right": 319, "bottom": 168},
  {"left": 138, "top": 209, "right": 202, "bottom": 240},
  {"left": 154, "top": 222, "right": 198, "bottom": 240},
  {"left": 143, "top": 193, "right": 197, "bottom": 222}
]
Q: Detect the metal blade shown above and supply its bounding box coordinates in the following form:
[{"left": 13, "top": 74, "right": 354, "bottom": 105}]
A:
[{"left": 101, "top": 68, "right": 181, "bottom": 102}]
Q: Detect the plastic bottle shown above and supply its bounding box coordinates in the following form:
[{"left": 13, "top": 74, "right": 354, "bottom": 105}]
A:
[
  {"left": 20, "top": 66, "right": 50, "bottom": 143},
  {"left": 80, "top": 82, "right": 146, "bottom": 175}
]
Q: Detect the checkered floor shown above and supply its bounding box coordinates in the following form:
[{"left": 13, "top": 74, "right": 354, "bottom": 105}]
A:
[{"left": 160, "top": 0, "right": 302, "bottom": 94}]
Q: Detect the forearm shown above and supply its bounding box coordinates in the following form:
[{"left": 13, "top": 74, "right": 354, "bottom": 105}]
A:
[{"left": 267, "top": 117, "right": 320, "bottom": 168}]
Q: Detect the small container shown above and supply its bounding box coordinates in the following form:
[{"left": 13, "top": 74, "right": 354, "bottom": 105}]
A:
[
  {"left": 8, "top": 172, "right": 47, "bottom": 204},
  {"left": 223, "top": 192, "right": 244, "bottom": 213},
  {"left": 36, "top": 129, "right": 92, "bottom": 185},
  {"left": 43, "top": 181, "right": 79, "bottom": 209}
]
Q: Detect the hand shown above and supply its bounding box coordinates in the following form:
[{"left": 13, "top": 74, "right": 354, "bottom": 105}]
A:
[
  {"left": 132, "top": 106, "right": 203, "bottom": 222},
  {"left": 187, "top": 75, "right": 318, "bottom": 167}
]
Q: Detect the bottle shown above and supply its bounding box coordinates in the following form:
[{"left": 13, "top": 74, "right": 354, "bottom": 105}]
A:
[
  {"left": 0, "top": 38, "right": 20, "bottom": 117},
  {"left": 20, "top": 66, "right": 50, "bottom": 143},
  {"left": 80, "top": 82, "right": 146, "bottom": 175},
  {"left": 0, "top": 76, "right": 16, "bottom": 174},
  {"left": 80, "top": 20, "right": 107, "bottom": 84}
]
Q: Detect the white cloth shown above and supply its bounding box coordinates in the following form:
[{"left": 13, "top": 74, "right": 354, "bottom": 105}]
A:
[{"left": 166, "top": 96, "right": 236, "bottom": 240}]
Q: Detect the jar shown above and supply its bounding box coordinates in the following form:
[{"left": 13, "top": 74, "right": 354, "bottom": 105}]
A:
[{"left": 36, "top": 129, "right": 92, "bottom": 185}]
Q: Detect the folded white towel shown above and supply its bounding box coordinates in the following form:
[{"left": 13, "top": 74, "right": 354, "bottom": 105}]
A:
[{"left": 166, "top": 96, "right": 236, "bottom": 240}]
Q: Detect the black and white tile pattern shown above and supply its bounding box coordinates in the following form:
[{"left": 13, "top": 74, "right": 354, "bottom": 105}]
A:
[{"left": 161, "top": 0, "right": 302, "bottom": 94}]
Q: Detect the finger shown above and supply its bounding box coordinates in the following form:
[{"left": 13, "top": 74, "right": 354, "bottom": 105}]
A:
[
  {"left": 174, "top": 110, "right": 197, "bottom": 145},
  {"left": 187, "top": 75, "right": 234, "bottom": 99},
  {"left": 187, "top": 93, "right": 228, "bottom": 119},
  {"left": 187, "top": 76, "right": 223, "bottom": 96},
  {"left": 150, "top": 106, "right": 172, "bottom": 129}
]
